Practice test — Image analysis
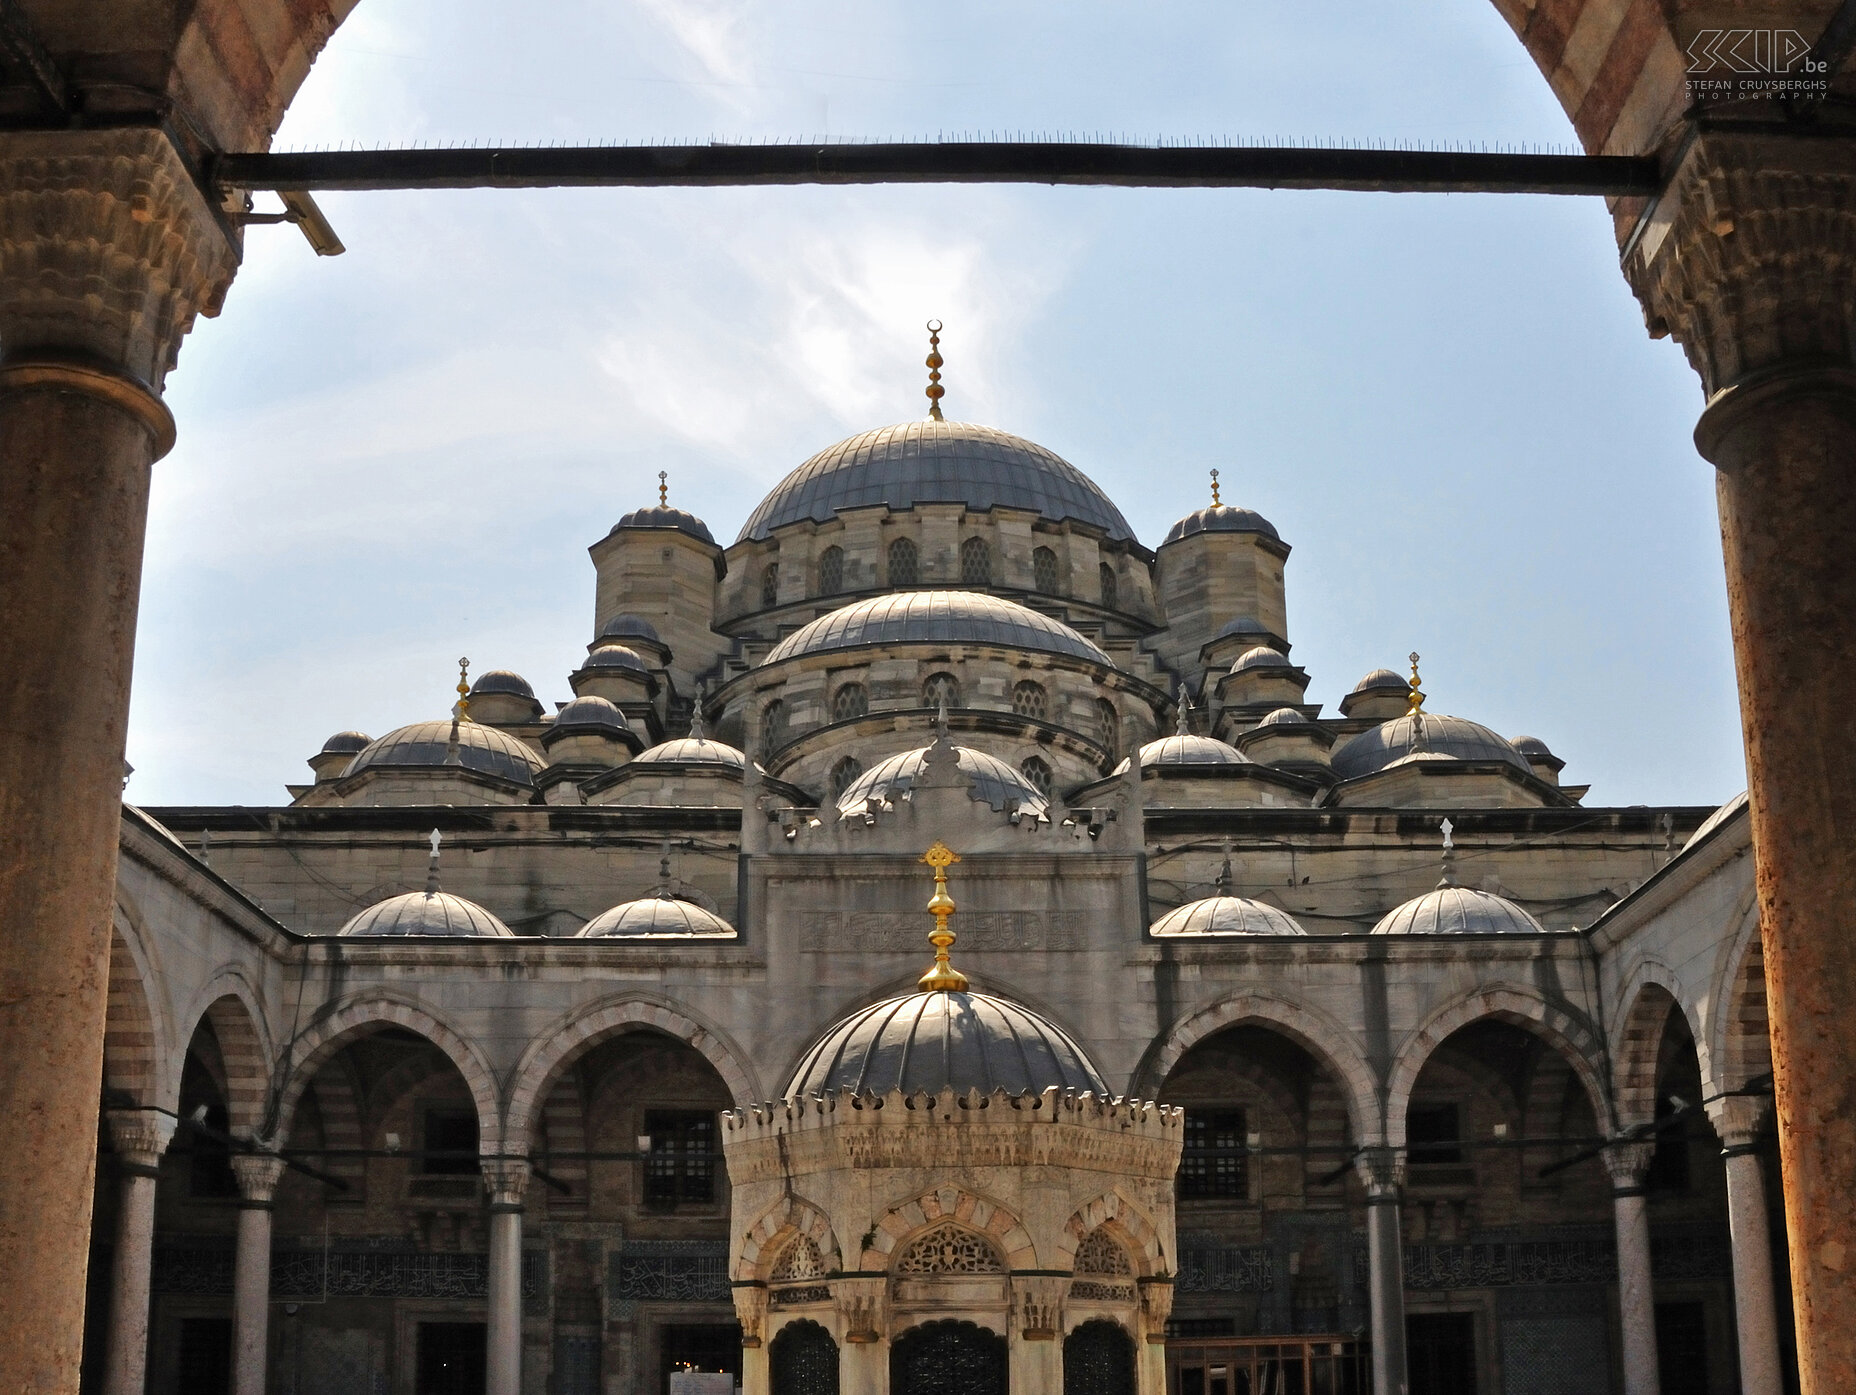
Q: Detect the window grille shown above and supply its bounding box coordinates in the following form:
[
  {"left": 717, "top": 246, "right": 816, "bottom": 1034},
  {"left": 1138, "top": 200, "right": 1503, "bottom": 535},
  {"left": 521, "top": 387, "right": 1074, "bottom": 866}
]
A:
[
  {"left": 421, "top": 1108, "right": 480, "bottom": 1176},
  {"left": 1095, "top": 700, "right": 1120, "bottom": 759},
  {"left": 1033, "top": 546, "right": 1059, "bottom": 594},
  {"left": 895, "top": 1224, "right": 1003, "bottom": 1274},
  {"left": 762, "top": 699, "right": 788, "bottom": 751},
  {"left": 832, "top": 684, "right": 868, "bottom": 720},
  {"left": 1408, "top": 1101, "right": 1464, "bottom": 1165},
  {"left": 642, "top": 1110, "right": 716, "bottom": 1207},
  {"left": 771, "top": 1237, "right": 828, "bottom": 1283},
  {"left": 830, "top": 756, "right": 865, "bottom": 796},
  {"left": 818, "top": 546, "right": 845, "bottom": 596},
  {"left": 1019, "top": 756, "right": 1052, "bottom": 796},
  {"left": 760, "top": 563, "right": 780, "bottom": 608},
  {"left": 888, "top": 537, "right": 919, "bottom": 586},
  {"left": 960, "top": 536, "right": 991, "bottom": 586},
  {"left": 1179, "top": 1108, "right": 1248, "bottom": 1199},
  {"left": 923, "top": 673, "right": 962, "bottom": 709},
  {"left": 1012, "top": 681, "right": 1047, "bottom": 719},
  {"left": 1098, "top": 562, "right": 1119, "bottom": 610}
]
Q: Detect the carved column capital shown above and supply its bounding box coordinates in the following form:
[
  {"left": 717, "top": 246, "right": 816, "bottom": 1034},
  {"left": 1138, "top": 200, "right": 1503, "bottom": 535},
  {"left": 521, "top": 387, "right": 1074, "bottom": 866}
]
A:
[
  {"left": 104, "top": 1109, "right": 175, "bottom": 1172},
  {"left": 1604, "top": 1140, "right": 1658, "bottom": 1191},
  {"left": 1624, "top": 128, "right": 1856, "bottom": 400},
  {"left": 1355, "top": 1145, "right": 1405, "bottom": 1198},
  {"left": 0, "top": 128, "right": 238, "bottom": 394},
  {"left": 1707, "top": 1093, "right": 1774, "bottom": 1151},
  {"left": 1015, "top": 1275, "right": 1066, "bottom": 1340},
  {"left": 731, "top": 1284, "right": 768, "bottom": 1346},
  {"left": 480, "top": 1158, "right": 531, "bottom": 1210},
  {"left": 228, "top": 1154, "right": 286, "bottom": 1206},
  {"left": 832, "top": 1275, "right": 887, "bottom": 1343},
  {"left": 1137, "top": 1275, "right": 1174, "bottom": 1342}
]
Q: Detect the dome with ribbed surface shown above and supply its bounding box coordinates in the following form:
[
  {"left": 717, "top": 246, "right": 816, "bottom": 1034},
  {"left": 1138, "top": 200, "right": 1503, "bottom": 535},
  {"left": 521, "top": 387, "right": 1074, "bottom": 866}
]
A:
[
  {"left": 340, "top": 889, "right": 515, "bottom": 938},
  {"left": 739, "top": 419, "right": 1134, "bottom": 543},
  {"left": 546, "top": 696, "right": 631, "bottom": 735},
  {"left": 470, "top": 670, "right": 534, "bottom": 699},
  {"left": 1151, "top": 897, "right": 1307, "bottom": 937},
  {"left": 578, "top": 896, "right": 736, "bottom": 938},
  {"left": 321, "top": 730, "right": 372, "bottom": 755},
  {"left": 343, "top": 721, "right": 545, "bottom": 786},
  {"left": 1132, "top": 734, "right": 1249, "bottom": 768},
  {"left": 1511, "top": 735, "right": 1553, "bottom": 759},
  {"left": 599, "top": 614, "right": 663, "bottom": 644},
  {"left": 632, "top": 736, "right": 748, "bottom": 769},
  {"left": 1161, "top": 504, "right": 1281, "bottom": 546},
  {"left": 613, "top": 504, "right": 715, "bottom": 544},
  {"left": 1372, "top": 886, "right": 1545, "bottom": 935},
  {"left": 581, "top": 644, "right": 649, "bottom": 672},
  {"left": 1231, "top": 645, "right": 1292, "bottom": 674},
  {"left": 1330, "top": 714, "right": 1531, "bottom": 782},
  {"left": 1684, "top": 790, "right": 1749, "bottom": 851},
  {"left": 837, "top": 745, "right": 1049, "bottom": 819},
  {"left": 1350, "top": 668, "right": 1409, "bottom": 695},
  {"left": 1256, "top": 708, "right": 1310, "bottom": 728},
  {"left": 765, "top": 591, "right": 1109, "bottom": 667},
  {"left": 785, "top": 990, "right": 1108, "bottom": 1099}
]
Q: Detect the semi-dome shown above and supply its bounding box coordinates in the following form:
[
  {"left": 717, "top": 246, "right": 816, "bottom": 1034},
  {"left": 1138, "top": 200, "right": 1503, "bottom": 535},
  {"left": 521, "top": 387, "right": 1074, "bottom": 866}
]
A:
[
  {"left": 581, "top": 644, "right": 649, "bottom": 672},
  {"left": 548, "top": 695, "right": 631, "bottom": 734},
  {"left": 765, "top": 590, "right": 1110, "bottom": 667},
  {"left": 1372, "top": 886, "right": 1545, "bottom": 936},
  {"left": 1330, "top": 713, "right": 1532, "bottom": 782},
  {"left": 1256, "top": 707, "right": 1310, "bottom": 727},
  {"left": 599, "top": 614, "right": 663, "bottom": 645},
  {"left": 1350, "top": 668, "right": 1409, "bottom": 695},
  {"left": 632, "top": 735, "right": 749, "bottom": 769},
  {"left": 738, "top": 419, "right": 1135, "bottom": 543},
  {"left": 1231, "top": 645, "right": 1292, "bottom": 674},
  {"left": 321, "top": 730, "right": 372, "bottom": 755},
  {"left": 470, "top": 670, "right": 534, "bottom": 699},
  {"left": 343, "top": 720, "right": 545, "bottom": 786},
  {"left": 1162, "top": 504, "right": 1281, "bottom": 546},
  {"left": 612, "top": 504, "right": 715, "bottom": 545},
  {"left": 578, "top": 895, "right": 735, "bottom": 938},
  {"left": 1684, "top": 790, "right": 1749, "bottom": 852},
  {"left": 785, "top": 989, "right": 1108, "bottom": 1099},
  {"left": 340, "top": 889, "right": 515, "bottom": 938},
  {"left": 1151, "top": 897, "right": 1306, "bottom": 937},
  {"left": 837, "top": 745, "right": 1049, "bottom": 819},
  {"left": 1123, "top": 733, "right": 1250, "bottom": 771}
]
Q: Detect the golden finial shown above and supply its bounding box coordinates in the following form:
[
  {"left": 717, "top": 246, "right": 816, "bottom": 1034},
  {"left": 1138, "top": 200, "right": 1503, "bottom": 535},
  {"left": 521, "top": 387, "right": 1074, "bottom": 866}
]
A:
[
  {"left": 455, "top": 657, "right": 472, "bottom": 723},
  {"left": 924, "top": 320, "right": 946, "bottom": 422},
  {"left": 917, "top": 840, "right": 967, "bottom": 992},
  {"left": 658, "top": 470, "right": 668, "bottom": 507},
  {"left": 1407, "top": 651, "right": 1425, "bottom": 716},
  {"left": 1210, "top": 468, "right": 1221, "bottom": 507}
]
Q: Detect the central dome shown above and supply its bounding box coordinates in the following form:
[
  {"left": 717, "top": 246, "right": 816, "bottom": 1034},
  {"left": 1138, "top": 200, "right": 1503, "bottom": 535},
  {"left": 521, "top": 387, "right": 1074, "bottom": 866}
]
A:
[
  {"left": 737, "top": 419, "right": 1135, "bottom": 543},
  {"left": 765, "top": 591, "right": 1110, "bottom": 667}
]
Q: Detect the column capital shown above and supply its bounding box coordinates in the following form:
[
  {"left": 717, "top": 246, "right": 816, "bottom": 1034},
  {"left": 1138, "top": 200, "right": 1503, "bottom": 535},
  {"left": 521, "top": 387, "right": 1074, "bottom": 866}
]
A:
[
  {"left": 1137, "top": 1274, "right": 1175, "bottom": 1343},
  {"left": 1624, "top": 127, "right": 1856, "bottom": 402},
  {"left": 0, "top": 128, "right": 238, "bottom": 393},
  {"left": 1604, "top": 1140, "right": 1658, "bottom": 1191},
  {"left": 480, "top": 1157, "right": 531, "bottom": 1209},
  {"left": 1707, "top": 1093, "right": 1774, "bottom": 1151},
  {"left": 104, "top": 1109, "right": 176, "bottom": 1172},
  {"left": 1014, "top": 1275, "right": 1066, "bottom": 1341},
  {"left": 831, "top": 1275, "right": 887, "bottom": 1343},
  {"left": 731, "top": 1285, "right": 768, "bottom": 1346},
  {"left": 1355, "top": 1144, "right": 1405, "bottom": 1198},
  {"left": 228, "top": 1154, "right": 286, "bottom": 1205}
]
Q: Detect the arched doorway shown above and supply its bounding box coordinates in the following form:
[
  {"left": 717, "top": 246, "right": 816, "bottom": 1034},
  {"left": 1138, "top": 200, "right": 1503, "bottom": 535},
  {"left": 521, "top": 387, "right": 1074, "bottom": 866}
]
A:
[
  {"left": 769, "top": 1319, "right": 838, "bottom": 1395},
  {"left": 1064, "top": 1319, "right": 1135, "bottom": 1395},
  {"left": 890, "top": 1319, "right": 1006, "bottom": 1395}
]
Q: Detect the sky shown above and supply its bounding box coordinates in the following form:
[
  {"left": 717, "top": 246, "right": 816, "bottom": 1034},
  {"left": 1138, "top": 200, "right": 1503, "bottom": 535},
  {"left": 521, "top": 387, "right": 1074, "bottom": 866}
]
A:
[{"left": 128, "top": 0, "right": 1744, "bottom": 810}]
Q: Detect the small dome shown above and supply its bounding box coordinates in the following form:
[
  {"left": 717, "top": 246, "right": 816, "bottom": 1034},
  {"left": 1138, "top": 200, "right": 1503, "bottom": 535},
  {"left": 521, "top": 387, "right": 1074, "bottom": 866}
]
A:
[
  {"left": 613, "top": 504, "right": 715, "bottom": 545},
  {"left": 785, "top": 990, "right": 1108, "bottom": 1099},
  {"left": 632, "top": 736, "right": 749, "bottom": 769},
  {"left": 1684, "top": 790, "right": 1749, "bottom": 851},
  {"left": 1215, "top": 615, "right": 1269, "bottom": 640},
  {"left": 1231, "top": 645, "right": 1292, "bottom": 675},
  {"left": 1350, "top": 668, "right": 1409, "bottom": 695},
  {"left": 343, "top": 721, "right": 545, "bottom": 786},
  {"left": 547, "top": 695, "right": 631, "bottom": 736},
  {"left": 340, "top": 889, "right": 515, "bottom": 938},
  {"left": 765, "top": 591, "right": 1110, "bottom": 668},
  {"left": 1330, "top": 713, "right": 1531, "bottom": 782},
  {"left": 1256, "top": 707, "right": 1310, "bottom": 728},
  {"left": 321, "top": 730, "right": 371, "bottom": 755},
  {"left": 1151, "top": 897, "right": 1306, "bottom": 937},
  {"left": 1511, "top": 735, "right": 1553, "bottom": 758},
  {"left": 470, "top": 670, "right": 534, "bottom": 699},
  {"left": 1372, "top": 886, "right": 1545, "bottom": 936},
  {"left": 578, "top": 896, "right": 735, "bottom": 938},
  {"left": 1133, "top": 734, "right": 1249, "bottom": 768},
  {"left": 599, "top": 614, "right": 663, "bottom": 645},
  {"left": 837, "top": 745, "right": 1048, "bottom": 819},
  {"left": 581, "top": 644, "right": 649, "bottom": 673},
  {"left": 1161, "top": 504, "right": 1281, "bottom": 546}
]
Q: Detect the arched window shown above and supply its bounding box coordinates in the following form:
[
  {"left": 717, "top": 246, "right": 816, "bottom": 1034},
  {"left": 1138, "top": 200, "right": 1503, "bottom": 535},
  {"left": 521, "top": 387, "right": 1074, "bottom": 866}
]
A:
[
  {"left": 1062, "top": 1320, "right": 1136, "bottom": 1395},
  {"left": 923, "top": 672, "right": 962, "bottom": 710},
  {"left": 762, "top": 699, "right": 788, "bottom": 752},
  {"left": 1012, "top": 681, "right": 1047, "bottom": 719},
  {"left": 1033, "top": 546, "right": 1059, "bottom": 595},
  {"left": 771, "top": 1320, "right": 840, "bottom": 1395},
  {"left": 830, "top": 756, "right": 865, "bottom": 797},
  {"left": 817, "top": 546, "right": 845, "bottom": 596},
  {"left": 888, "top": 537, "right": 919, "bottom": 587},
  {"left": 760, "top": 562, "right": 780, "bottom": 608},
  {"left": 1098, "top": 561, "right": 1119, "bottom": 610},
  {"left": 832, "top": 683, "right": 868, "bottom": 721},
  {"left": 1019, "top": 756, "right": 1052, "bottom": 796},
  {"left": 1095, "top": 699, "right": 1120, "bottom": 760},
  {"left": 960, "top": 536, "right": 991, "bottom": 586}
]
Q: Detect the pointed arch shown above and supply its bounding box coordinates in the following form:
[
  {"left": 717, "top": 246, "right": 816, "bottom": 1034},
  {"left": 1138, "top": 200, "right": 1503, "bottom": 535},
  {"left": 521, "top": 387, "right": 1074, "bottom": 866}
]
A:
[
  {"left": 1059, "top": 1191, "right": 1167, "bottom": 1275},
  {"left": 104, "top": 916, "right": 169, "bottom": 1110},
  {"left": 1706, "top": 890, "right": 1772, "bottom": 1097},
  {"left": 177, "top": 973, "right": 274, "bottom": 1136},
  {"left": 1610, "top": 964, "right": 1694, "bottom": 1128},
  {"left": 736, "top": 1194, "right": 842, "bottom": 1281},
  {"left": 864, "top": 1187, "right": 1034, "bottom": 1270}
]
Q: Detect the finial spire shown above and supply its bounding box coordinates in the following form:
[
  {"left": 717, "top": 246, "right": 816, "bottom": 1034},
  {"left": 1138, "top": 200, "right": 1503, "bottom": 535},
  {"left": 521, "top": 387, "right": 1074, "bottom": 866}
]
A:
[
  {"left": 658, "top": 470, "right": 668, "bottom": 507},
  {"left": 1437, "top": 817, "right": 1458, "bottom": 889},
  {"left": 1407, "top": 651, "right": 1425, "bottom": 717},
  {"left": 1216, "top": 836, "right": 1233, "bottom": 896},
  {"left": 425, "top": 828, "right": 443, "bottom": 894},
  {"left": 1210, "top": 468, "right": 1221, "bottom": 507},
  {"left": 924, "top": 320, "right": 946, "bottom": 422},
  {"left": 688, "top": 686, "right": 706, "bottom": 741},
  {"left": 935, "top": 690, "right": 949, "bottom": 741},
  {"left": 455, "top": 657, "right": 472, "bottom": 723},
  {"left": 1176, "top": 682, "right": 1192, "bottom": 737},
  {"left": 917, "top": 840, "right": 967, "bottom": 992}
]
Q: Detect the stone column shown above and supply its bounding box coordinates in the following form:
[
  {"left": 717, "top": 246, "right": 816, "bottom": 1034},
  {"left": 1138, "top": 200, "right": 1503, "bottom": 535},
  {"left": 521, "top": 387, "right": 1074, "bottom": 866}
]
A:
[
  {"left": 230, "top": 1155, "right": 286, "bottom": 1395},
  {"left": 1137, "top": 1276, "right": 1174, "bottom": 1395},
  {"left": 102, "top": 1109, "right": 176, "bottom": 1395},
  {"left": 1605, "top": 1142, "right": 1659, "bottom": 1395},
  {"left": 1625, "top": 130, "right": 1856, "bottom": 1395},
  {"left": 1359, "top": 1149, "right": 1407, "bottom": 1395},
  {"left": 1709, "top": 1096, "right": 1783, "bottom": 1395},
  {"left": 1011, "top": 1277, "right": 1065, "bottom": 1392},
  {"left": 833, "top": 1278, "right": 887, "bottom": 1395},
  {"left": 483, "top": 1159, "right": 530, "bottom": 1395},
  {"left": 0, "top": 127, "right": 235, "bottom": 1395},
  {"left": 733, "top": 1285, "right": 769, "bottom": 1395}
]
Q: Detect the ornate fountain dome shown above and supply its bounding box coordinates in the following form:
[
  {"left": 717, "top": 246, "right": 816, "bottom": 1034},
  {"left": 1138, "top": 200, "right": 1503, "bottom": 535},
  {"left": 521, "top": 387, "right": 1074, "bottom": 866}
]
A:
[{"left": 736, "top": 419, "right": 1136, "bottom": 543}]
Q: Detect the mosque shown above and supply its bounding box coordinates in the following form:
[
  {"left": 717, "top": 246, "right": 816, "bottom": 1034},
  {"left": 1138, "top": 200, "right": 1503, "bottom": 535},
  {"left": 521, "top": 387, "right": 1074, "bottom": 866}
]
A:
[{"left": 88, "top": 335, "right": 1780, "bottom": 1395}]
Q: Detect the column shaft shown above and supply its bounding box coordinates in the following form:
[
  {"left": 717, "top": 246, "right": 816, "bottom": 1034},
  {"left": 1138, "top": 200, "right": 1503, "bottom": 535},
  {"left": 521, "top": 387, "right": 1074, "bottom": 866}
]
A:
[
  {"left": 487, "top": 1207, "right": 524, "bottom": 1395},
  {"left": 102, "top": 1112, "right": 174, "bottom": 1395},
  {"left": 232, "top": 1203, "right": 273, "bottom": 1395},
  {"left": 1009, "top": 1331, "right": 1062, "bottom": 1393},
  {"left": 1723, "top": 1147, "right": 1783, "bottom": 1395},
  {"left": 1365, "top": 1195, "right": 1407, "bottom": 1395},
  {"left": 1612, "top": 1188, "right": 1659, "bottom": 1395},
  {"left": 738, "top": 1340, "right": 769, "bottom": 1395},
  {"left": 839, "top": 1338, "right": 886, "bottom": 1395}
]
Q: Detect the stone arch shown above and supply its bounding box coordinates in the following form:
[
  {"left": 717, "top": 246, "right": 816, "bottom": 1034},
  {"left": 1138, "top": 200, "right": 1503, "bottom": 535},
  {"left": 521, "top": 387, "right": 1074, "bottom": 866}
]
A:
[
  {"left": 1709, "top": 901, "right": 1773, "bottom": 1097},
  {"left": 177, "top": 979, "right": 275, "bottom": 1137},
  {"left": 1134, "top": 992, "right": 1379, "bottom": 1145},
  {"left": 1611, "top": 964, "right": 1697, "bottom": 1128},
  {"left": 504, "top": 993, "right": 760, "bottom": 1152},
  {"left": 1386, "top": 985, "right": 1613, "bottom": 1149},
  {"left": 736, "top": 1194, "right": 842, "bottom": 1281},
  {"left": 1059, "top": 1191, "right": 1167, "bottom": 1275},
  {"left": 104, "top": 914, "right": 170, "bottom": 1110},
  {"left": 272, "top": 994, "right": 501, "bottom": 1150},
  {"left": 864, "top": 1187, "right": 1034, "bottom": 1270}
]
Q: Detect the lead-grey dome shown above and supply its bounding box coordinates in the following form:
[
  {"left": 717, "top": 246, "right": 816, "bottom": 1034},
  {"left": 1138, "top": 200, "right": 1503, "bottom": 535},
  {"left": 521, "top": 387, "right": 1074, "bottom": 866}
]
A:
[
  {"left": 1350, "top": 668, "right": 1409, "bottom": 695},
  {"left": 785, "top": 990, "right": 1108, "bottom": 1099},
  {"left": 837, "top": 744, "right": 1049, "bottom": 819},
  {"left": 631, "top": 735, "right": 748, "bottom": 769},
  {"left": 578, "top": 896, "right": 736, "bottom": 938},
  {"left": 321, "top": 730, "right": 372, "bottom": 755},
  {"left": 470, "top": 670, "right": 534, "bottom": 699},
  {"left": 581, "top": 644, "right": 649, "bottom": 672},
  {"left": 343, "top": 720, "right": 545, "bottom": 786},
  {"left": 1683, "top": 790, "right": 1749, "bottom": 852},
  {"left": 1161, "top": 504, "right": 1281, "bottom": 546},
  {"left": 1151, "top": 897, "right": 1306, "bottom": 937},
  {"left": 1123, "top": 734, "right": 1249, "bottom": 770},
  {"left": 599, "top": 614, "right": 663, "bottom": 644},
  {"left": 765, "top": 591, "right": 1110, "bottom": 668},
  {"left": 612, "top": 504, "right": 715, "bottom": 545},
  {"left": 1231, "top": 645, "right": 1292, "bottom": 674},
  {"left": 546, "top": 695, "right": 631, "bottom": 735},
  {"left": 738, "top": 419, "right": 1135, "bottom": 543},
  {"left": 1372, "top": 886, "right": 1545, "bottom": 935},
  {"left": 340, "top": 889, "right": 515, "bottom": 938},
  {"left": 1330, "top": 713, "right": 1531, "bottom": 782},
  {"left": 1256, "top": 708, "right": 1310, "bottom": 728}
]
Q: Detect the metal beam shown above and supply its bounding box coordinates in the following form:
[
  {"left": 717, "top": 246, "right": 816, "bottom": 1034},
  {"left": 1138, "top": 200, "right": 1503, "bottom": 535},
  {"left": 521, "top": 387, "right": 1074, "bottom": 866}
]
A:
[{"left": 215, "top": 141, "right": 1661, "bottom": 197}]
